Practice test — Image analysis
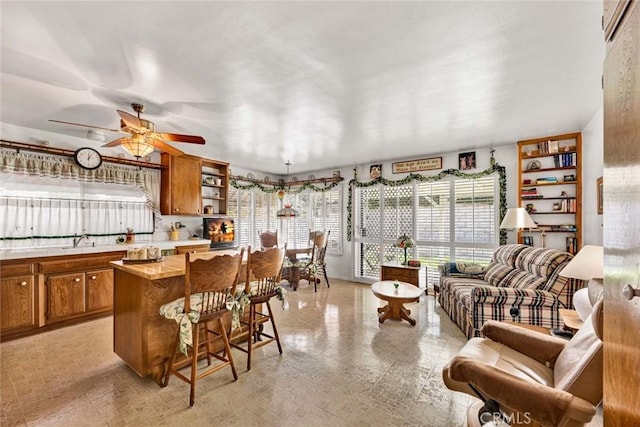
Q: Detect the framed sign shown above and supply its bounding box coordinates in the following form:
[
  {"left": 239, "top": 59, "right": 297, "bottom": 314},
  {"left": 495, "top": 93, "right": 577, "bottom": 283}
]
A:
[{"left": 392, "top": 157, "right": 442, "bottom": 174}]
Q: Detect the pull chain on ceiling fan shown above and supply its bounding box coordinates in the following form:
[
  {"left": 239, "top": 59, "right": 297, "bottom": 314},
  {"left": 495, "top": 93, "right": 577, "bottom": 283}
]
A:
[{"left": 49, "top": 102, "right": 205, "bottom": 158}]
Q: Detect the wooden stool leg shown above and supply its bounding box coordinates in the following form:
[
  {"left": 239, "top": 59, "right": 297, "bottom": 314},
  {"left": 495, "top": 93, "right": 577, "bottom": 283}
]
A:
[
  {"left": 218, "top": 317, "right": 238, "bottom": 380},
  {"left": 205, "top": 321, "right": 213, "bottom": 366},
  {"left": 189, "top": 323, "right": 200, "bottom": 407},
  {"left": 323, "top": 268, "right": 330, "bottom": 288},
  {"left": 247, "top": 304, "right": 255, "bottom": 371},
  {"left": 266, "top": 300, "right": 283, "bottom": 354},
  {"left": 162, "top": 328, "right": 181, "bottom": 387}
]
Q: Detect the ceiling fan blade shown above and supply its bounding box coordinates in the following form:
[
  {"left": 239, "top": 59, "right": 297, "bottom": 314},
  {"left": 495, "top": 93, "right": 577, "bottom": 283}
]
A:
[
  {"left": 158, "top": 132, "right": 205, "bottom": 145},
  {"left": 117, "top": 110, "right": 142, "bottom": 130},
  {"left": 102, "top": 137, "right": 128, "bottom": 148},
  {"left": 48, "top": 119, "right": 120, "bottom": 133},
  {"left": 151, "top": 138, "right": 185, "bottom": 156}
]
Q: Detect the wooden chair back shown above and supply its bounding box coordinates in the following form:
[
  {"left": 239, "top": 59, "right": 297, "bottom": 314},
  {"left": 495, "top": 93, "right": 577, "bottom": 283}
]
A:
[
  {"left": 184, "top": 249, "right": 244, "bottom": 316},
  {"left": 258, "top": 230, "right": 278, "bottom": 249},
  {"left": 310, "top": 230, "right": 330, "bottom": 263},
  {"left": 245, "top": 246, "right": 285, "bottom": 302}
]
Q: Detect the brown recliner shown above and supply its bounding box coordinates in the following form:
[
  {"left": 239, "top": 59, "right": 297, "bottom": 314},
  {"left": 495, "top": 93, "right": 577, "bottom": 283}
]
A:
[{"left": 442, "top": 298, "right": 603, "bottom": 427}]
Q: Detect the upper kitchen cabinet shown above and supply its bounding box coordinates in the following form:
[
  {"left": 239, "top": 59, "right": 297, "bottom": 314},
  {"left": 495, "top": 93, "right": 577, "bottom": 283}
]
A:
[
  {"left": 160, "top": 154, "right": 203, "bottom": 215},
  {"left": 201, "top": 158, "right": 229, "bottom": 215}
]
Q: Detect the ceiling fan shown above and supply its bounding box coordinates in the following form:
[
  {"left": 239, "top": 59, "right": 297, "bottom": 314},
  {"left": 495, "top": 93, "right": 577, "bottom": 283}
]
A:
[{"left": 49, "top": 103, "right": 205, "bottom": 158}]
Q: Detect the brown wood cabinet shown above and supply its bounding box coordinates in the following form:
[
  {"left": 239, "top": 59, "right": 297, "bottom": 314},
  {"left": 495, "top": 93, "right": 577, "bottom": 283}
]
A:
[
  {"left": 160, "top": 153, "right": 230, "bottom": 216},
  {"left": 160, "top": 153, "right": 202, "bottom": 215},
  {"left": 1, "top": 250, "right": 125, "bottom": 341},
  {"left": 381, "top": 263, "right": 421, "bottom": 287},
  {"left": 1, "top": 274, "right": 36, "bottom": 330},
  {"left": 46, "top": 272, "right": 86, "bottom": 322}
]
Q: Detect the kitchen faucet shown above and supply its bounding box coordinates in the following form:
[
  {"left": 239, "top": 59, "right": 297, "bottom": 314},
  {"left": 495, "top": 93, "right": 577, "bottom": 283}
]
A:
[{"left": 73, "top": 234, "right": 89, "bottom": 248}]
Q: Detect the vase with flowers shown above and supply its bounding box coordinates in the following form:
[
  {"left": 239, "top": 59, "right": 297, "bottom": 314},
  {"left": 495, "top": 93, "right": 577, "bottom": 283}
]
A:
[{"left": 395, "top": 234, "right": 414, "bottom": 265}]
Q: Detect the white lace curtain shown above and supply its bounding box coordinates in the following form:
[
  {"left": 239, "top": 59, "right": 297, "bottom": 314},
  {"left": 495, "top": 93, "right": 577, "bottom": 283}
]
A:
[{"left": 0, "top": 150, "right": 161, "bottom": 247}]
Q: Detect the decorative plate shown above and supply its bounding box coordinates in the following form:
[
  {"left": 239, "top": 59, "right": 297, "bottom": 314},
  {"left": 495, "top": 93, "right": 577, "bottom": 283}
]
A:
[{"left": 526, "top": 160, "right": 541, "bottom": 170}]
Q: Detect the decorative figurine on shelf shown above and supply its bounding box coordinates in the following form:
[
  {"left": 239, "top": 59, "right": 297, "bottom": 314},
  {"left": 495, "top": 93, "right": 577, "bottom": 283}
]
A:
[
  {"left": 395, "top": 234, "right": 414, "bottom": 265},
  {"left": 125, "top": 228, "right": 135, "bottom": 244},
  {"left": 525, "top": 203, "right": 536, "bottom": 213}
]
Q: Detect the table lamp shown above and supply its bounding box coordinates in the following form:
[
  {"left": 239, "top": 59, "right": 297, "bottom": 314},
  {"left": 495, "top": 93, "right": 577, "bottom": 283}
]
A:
[
  {"left": 500, "top": 207, "right": 537, "bottom": 245},
  {"left": 559, "top": 245, "right": 603, "bottom": 323}
]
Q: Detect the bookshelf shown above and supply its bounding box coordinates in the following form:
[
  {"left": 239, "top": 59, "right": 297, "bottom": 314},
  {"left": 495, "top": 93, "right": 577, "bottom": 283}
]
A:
[{"left": 517, "top": 132, "right": 582, "bottom": 254}]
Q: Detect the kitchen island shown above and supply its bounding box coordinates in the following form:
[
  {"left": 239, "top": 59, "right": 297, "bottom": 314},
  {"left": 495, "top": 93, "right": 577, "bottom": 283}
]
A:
[{"left": 110, "top": 250, "right": 246, "bottom": 385}]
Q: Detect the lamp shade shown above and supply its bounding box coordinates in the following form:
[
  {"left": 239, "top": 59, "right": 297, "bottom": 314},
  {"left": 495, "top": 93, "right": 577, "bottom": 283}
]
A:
[
  {"left": 560, "top": 245, "right": 603, "bottom": 280},
  {"left": 276, "top": 204, "right": 299, "bottom": 218},
  {"left": 120, "top": 135, "right": 155, "bottom": 158},
  {"left": 500, "top": 207, "right": 537, "bottom": 229}
]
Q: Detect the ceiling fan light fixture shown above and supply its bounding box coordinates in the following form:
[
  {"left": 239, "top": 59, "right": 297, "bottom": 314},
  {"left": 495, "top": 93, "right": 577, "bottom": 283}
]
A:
[{"left": 120, "top": 135, "right": 154, "bottom": 158}]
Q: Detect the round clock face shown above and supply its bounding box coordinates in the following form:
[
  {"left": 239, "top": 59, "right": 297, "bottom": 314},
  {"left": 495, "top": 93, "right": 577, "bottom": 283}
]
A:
[{"left": 74, "top": 147, "right": 103, "bottom": 170}]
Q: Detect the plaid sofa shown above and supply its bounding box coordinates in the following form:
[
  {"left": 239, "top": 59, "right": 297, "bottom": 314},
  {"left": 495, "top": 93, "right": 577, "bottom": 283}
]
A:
[{"left": 438, "top": 244, "right": 584, "bottom": 338}]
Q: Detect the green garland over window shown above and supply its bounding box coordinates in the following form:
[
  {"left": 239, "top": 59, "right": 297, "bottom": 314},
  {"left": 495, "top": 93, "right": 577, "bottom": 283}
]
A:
[
  {"left": 229, "top": 178, "right": 341, "bottom": 194},
  {"left": 346, "top": 164, "right": 507, "bottom": 244}
]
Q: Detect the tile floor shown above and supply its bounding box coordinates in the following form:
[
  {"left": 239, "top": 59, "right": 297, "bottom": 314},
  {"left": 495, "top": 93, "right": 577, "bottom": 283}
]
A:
[{"left": 0, "top": 279, "right": 602, "bottom": 426}]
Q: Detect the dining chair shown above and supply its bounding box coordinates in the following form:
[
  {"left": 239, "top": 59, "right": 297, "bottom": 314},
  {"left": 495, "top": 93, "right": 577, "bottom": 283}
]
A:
[
  {"left": 258, "top": 229, "right": 278, "bottom": 249},
  {"left": 161, "top": 249, "right": 244, "bottom": 406},
  {"left": 299, "top": 230, "right": 330, "bottom": 292},
  {"left": 230, "top": 246, "right": 285, "bottom": 370}
]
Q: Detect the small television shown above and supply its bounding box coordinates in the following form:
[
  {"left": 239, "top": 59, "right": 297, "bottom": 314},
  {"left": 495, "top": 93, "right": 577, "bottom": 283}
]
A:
[{"left": 202, "top": 217, "right": 236, "bottom": 250}]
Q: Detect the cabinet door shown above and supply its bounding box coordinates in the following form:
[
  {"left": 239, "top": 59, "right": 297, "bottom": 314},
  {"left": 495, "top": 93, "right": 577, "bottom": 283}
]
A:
[
  {"left": 164, "top": 154, "right": 202, "bottom": 215},
  {"left": 86, "top": 269, "right": 113, "bottom": 312},
  {"left": 47, "top": 273, "right": 85, "bottom": 322},
  {"left": 1, "top": 275, "right": 35, "bottom": 330}
]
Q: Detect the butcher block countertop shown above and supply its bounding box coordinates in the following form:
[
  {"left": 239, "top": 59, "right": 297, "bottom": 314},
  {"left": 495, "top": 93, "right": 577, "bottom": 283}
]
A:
[{"left": 110, "top": 249, "right": 242, "bottom": 281}]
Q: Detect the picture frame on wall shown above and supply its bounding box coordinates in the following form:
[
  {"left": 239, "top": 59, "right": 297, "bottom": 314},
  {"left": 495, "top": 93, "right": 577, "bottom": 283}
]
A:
[
  {"left": 370, "top": 164, "right": 382, "bottom": 180},
  {"left": 459, "top": 151, "right": 476, "bottom": 170}
]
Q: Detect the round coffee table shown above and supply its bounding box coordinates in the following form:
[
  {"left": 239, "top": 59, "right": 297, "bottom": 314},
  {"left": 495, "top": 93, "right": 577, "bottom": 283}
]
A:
[{"left": 371, "top": 280, "right": 422, "bottom": 326}]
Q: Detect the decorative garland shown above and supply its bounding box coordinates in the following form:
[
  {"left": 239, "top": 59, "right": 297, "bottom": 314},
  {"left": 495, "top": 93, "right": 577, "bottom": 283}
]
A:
[
  {"left": 229, "top": 177, "right": 341, "bottom": 194},
  {"left": 346, "top": 164, "right": 507, "bottom": 244}
]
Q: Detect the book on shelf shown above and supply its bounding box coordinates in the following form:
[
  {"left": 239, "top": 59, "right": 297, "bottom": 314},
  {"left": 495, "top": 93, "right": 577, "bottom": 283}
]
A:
[
  {"left": 536, "top": 177, "right": 558, "bottom": 184},
  {"left": 522, "top": 194, "right": 544, "bottom": 199},
  {"left": 566, "top": 237, "right": 577, "bottom": 255}
]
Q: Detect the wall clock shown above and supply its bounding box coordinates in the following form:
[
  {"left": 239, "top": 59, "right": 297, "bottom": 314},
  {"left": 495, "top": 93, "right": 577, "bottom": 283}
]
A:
[{"left": 73, "top": 147, "right": 103, "bottom": 170}]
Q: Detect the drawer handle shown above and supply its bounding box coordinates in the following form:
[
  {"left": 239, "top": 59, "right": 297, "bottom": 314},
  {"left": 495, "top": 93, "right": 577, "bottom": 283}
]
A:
[
  {"left": 622, "top": 284, "right": 640, "bottom": 300},
  {"left": 20, "top": 281, "right": 27, "bottom": 287},
  {"left": 174, "top": 208, "right": 180, "bottom": 212},
  {"left": 75, "top": 278, "right": 81, "bottom": 282},
  {"left": 90, "top": 275, "right": 97, "bottom": 280}
]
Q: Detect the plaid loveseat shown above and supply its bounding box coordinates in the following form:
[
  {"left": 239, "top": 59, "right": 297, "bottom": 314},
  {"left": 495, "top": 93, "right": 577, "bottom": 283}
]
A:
[{"left": 438, "top": 244, "right": 584, "bottom": 338}]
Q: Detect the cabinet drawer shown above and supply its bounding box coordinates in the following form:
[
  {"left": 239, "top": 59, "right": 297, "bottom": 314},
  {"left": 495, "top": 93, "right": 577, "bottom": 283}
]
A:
[
  {"left": 1, "top": 262, "right": 34, "bottom": 277},
  {"left": 175, "top": 245, "right": 210, "bottom": 255},
  {"left": 381, "top": 266, "right": 420, "bottom": 287},
  {"left": 1, "top": 275, "right": 36, "bottom": 330},
  {"left": 38, "top": 252, "right": 125, "bottom": 274}
]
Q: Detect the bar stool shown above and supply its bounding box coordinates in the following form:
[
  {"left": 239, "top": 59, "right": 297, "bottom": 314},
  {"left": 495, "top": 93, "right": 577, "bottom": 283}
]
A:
[
  {"left": 160, "top": 249, "right": 244, "bottom": 406},
  {"left": 231, "top": 246, "right": 285, "bottom": 370}
]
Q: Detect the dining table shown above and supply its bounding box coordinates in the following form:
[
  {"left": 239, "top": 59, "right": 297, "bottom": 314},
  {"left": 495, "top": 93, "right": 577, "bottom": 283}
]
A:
[{"left": 283, "top": 247, "right": 312, "bottom": 290}]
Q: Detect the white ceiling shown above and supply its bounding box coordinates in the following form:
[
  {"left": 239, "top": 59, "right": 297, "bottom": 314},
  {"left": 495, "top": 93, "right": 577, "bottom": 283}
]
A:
[{"left": 1, "top": 1, "right": 604, "bottom": 175}]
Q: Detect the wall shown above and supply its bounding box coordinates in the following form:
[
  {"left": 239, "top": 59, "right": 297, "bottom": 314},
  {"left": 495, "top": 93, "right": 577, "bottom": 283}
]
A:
[
  {"left": 3, "top": 116, "right": 604, "bottom": 280},
  {"left": 581, "top": 107, "right": 604, "bottom": 245},
  {"left": 301, "top": 145, "right": 518, "bottom": 282}
]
